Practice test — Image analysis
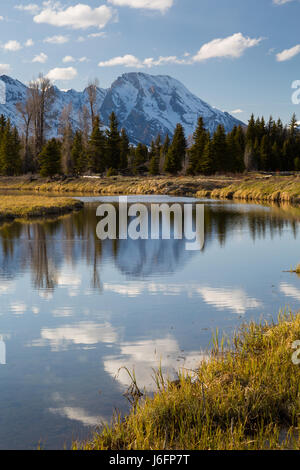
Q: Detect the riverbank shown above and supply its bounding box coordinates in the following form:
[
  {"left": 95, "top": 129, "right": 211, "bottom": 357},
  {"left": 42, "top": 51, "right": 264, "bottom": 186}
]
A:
[
  {"left": 1, "top": 174, "right": 300, "bottom": 203},
  {"left": 0, "top": 195, "right": 83, "bottom": 222},
  {"left": 75, "top": 313, "right": 300, "bottom": 450},
  {"left": 196, "top": 176, "right": 300, "bottom": 203}
]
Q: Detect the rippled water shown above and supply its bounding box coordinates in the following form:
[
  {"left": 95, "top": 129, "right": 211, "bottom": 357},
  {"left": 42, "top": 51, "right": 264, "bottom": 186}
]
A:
[{"left": 0, "top": 195, "right": 300, "bottom": 449}]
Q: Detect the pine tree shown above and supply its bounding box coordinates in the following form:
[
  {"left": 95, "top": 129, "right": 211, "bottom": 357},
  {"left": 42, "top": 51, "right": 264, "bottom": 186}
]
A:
[
  {"left": 72, "top": 130, "right": 86, "bottom": 175},
  {"left": 106, "top": 112, "right": 121, "bottom": 170},
  {"left": 39, "top": 138, "right": 61, "bottom": 177},
  {"left": 119, "top": 128, "right": 129, "bottom": 170},
  {"left": 164, "top": 124, "right": 186, "bottom": 174},
  {"left": 88, "top": 115, "right": 106, "bottom": 173},
  {"left": 260, "top": 135, "right": 271, "bottom": 171},
  {"left": 187, "top": 117, "right": 207, "bottom": 175},
  {"left": 149, "top": 139, "right": 160, "bottom": 175},
  {"left": 210, "top": 124, "right": 228, "bottom": 172},
  {"left": 133, "top": 143, "right": 148, "bottom": 174},
  {"left": 0, "top": 120, "right": 22, "bottom": 176},
  {"left": 197, "top": 133, "right": 212, "bottom": 175}
]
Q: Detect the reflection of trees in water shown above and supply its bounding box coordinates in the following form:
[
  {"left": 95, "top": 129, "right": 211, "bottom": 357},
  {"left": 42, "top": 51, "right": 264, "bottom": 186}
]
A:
[
  {"left": 28, "top": 224, "right": 56, "bottom": 290},
  {"left": 0, "top": 202, "right": 299, "bottom": 292}
]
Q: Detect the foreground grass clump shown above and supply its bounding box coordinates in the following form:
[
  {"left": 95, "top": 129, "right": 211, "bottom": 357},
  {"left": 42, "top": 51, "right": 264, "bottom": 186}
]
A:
[
  {"left": 76, "top": 313, "right": 300, "bottom": 450},
  {"left": 0, "top": 195, "right": 83, "bottom": 221}
]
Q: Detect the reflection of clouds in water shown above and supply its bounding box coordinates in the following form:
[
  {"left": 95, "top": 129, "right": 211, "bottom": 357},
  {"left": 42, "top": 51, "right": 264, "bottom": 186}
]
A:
[
  {"left": 10, "top": 302, "right": 27, "bottom": 315},
  {"left": 195, "top": 287, "right": 261, "bottom": 315},
  {"left": 52, "top": 307, "right": 74, "bottom": 318},
  {"left": 279, "top": 283, "right": 300, "bottom": 301},
  {"left": 103, "top": 282, "right": 262, "bottom": 314},
  {"left": 30, "top": 322, "right": 119, "bottom": 351},
  {"left": 39, "top": 290, "right": 53, "bottom": 300},
  {"left": 57, "top": 273, "right": 82, "bottom": 288},
  {"left": 0, "top": 281, "right": 15, "bottom": 294},
  {"left": 104, "top": 336, "right": 208, "bottom": 391},
  {"left": 48, "top": 406, "right": 105, "bottom": 427},
  {"left": 104, "top": 282, "right": 183, "bottom": 297},
  {"left": 57, "top": 273, "right": 82, "bottom": 297}
]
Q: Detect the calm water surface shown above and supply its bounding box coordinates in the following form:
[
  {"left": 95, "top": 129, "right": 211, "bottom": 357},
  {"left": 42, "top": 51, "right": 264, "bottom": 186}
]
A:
[{"left": 0, "top": 195, "right": 300, "bottom": 449}]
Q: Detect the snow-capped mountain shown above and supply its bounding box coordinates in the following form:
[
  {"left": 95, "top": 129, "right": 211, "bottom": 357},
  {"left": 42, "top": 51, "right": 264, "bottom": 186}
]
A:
[{"left": 0, "top": 72, "right": 244, "bottom": 145}]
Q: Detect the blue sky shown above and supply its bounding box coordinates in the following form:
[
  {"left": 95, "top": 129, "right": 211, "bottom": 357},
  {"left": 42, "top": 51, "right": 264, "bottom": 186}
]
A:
[{"left": 0, "top": 0, "right": 300, "bottom": 124}]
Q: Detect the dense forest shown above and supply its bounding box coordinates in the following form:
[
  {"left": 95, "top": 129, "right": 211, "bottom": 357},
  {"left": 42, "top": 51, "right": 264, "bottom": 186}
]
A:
[{"left": 0, "top": 74, "right": 300, "bottom": 177}]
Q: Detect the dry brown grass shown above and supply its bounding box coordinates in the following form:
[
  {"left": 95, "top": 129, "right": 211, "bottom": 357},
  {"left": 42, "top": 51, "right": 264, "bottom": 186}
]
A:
[{"left": 0, "top": 195, "right": 83, "bottom": 221}]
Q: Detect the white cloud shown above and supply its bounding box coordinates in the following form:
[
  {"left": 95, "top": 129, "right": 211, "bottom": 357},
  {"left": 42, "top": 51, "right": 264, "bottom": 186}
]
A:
[
  {"left": 88, "top": 32, "right": 106, "bottom": 38},
  {"left": 25, "top": 38, "right": 34, "bottom": 47},
  {"left": 0, "top": 16, "right": 4, "bottom": 21},
  {"left": 144, "top": 56, "right": 186, "bottom": 67},
  {"left": 98, "top": 54, "right": 144, "bottom": 68},
  {"left": 107, "top": 0, "right": 173, "bottom": 12},
  {"left": 2, "top": 40, "right": 22, "bottom": 52},
  {"left": 46, "top": 66, "right": 78, "bottom": 81},
  {"left": 62, "top": 55, "right": 75, "bottom": 63},
  {"left": 193, "top": 32, "right": 262, "bottom": 62},
  {"left": 273, "top": 0, "right": 294, "bottom": 4},
  {"left": 44, "top": 35, "right": 69, "bottom": 44},
  {"left": 15, "top": 3, "right": 39, "bottom": 13},
  {"left": 98, "top": 54, "right": 186, "bottom": 68},
  {"left": 98, "top": 35, "right": 261, "bottom": 69},
  {"left": 276, "top": 44, "right": 300, "bottom": 62},
  {"left": 34, "top": 3, "right": 114, "bottom": 29},
  {"left": 231, "top": 108, "right": 244, "bottom": 114},
  {"left": 32, "top": 52, "right": 48, "bottom": 63},
  {"left": 0, "top": 64, "right": 11, "bottom": 74}
]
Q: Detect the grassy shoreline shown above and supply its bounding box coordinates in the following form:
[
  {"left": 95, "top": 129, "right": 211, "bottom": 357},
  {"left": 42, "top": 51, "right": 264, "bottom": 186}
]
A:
[
  {"left": 0, "top": 195, "right": 83, "bottom": 222},
  {"left": 74, "top": 313, "right": 300, "bottom": 450},
  {"left": 1, "top": 175, "right": 300, "bottom": 203}
]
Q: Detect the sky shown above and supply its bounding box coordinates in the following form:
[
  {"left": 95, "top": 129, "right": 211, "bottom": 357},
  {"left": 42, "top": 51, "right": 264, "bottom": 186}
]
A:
[{"left": 0, "top": 0, "right": 300, "bottom": 124}]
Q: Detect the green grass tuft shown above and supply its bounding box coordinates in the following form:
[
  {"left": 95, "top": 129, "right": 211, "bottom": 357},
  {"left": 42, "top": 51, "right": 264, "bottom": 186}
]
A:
[{"left": 74, "top": 313, "right": 300, "bottom": 450}]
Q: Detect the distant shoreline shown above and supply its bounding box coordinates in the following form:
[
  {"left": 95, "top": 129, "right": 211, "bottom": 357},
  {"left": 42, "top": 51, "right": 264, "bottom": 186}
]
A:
[{"left": 0, "top": 174, "right": 300, "bottom": 204}]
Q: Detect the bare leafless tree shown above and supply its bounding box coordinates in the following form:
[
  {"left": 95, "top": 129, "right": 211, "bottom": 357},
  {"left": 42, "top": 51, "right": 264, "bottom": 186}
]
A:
[
  {"left": 78, "top": 104, "right": 91, "bottom": 148},
  {"left": 16, "top": 91, "right": 34, "bottom": 172},
  {"left": 59, "top": 103, "right": 73, "bottom": 174},
  {"left": 28, "top": 74, "right": 55, "bottom": 157},
  {"left": 86, "top": 78, "right": 99, "bottom": 127}
]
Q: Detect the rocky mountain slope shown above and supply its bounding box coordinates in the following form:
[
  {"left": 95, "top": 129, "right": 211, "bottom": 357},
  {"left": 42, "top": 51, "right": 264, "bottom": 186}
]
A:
[{"left": 0, "top": 72, "right": 244, "bottom": 145}]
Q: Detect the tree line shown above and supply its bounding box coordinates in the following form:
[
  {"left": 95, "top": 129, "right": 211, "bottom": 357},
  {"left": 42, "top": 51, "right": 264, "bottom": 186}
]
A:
[{"left": 0, "top": 73, "right": 300, "bottom": 177}]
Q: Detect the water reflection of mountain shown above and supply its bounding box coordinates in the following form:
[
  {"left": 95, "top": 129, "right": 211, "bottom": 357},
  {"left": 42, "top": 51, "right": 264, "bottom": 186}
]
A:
[{"left": 0, "top": 201, "right": 299, "bottom": 293}]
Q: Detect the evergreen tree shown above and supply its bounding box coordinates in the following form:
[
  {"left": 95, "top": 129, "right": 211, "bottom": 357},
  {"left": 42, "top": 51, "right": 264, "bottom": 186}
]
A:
[
  {"left": 164, "top": 124, "right": 186, "bottom": 174},
  {"left": 260, "top": 135, "right": 271, "bottom": 171},
  {"left": 162, "top": 134, "right": 170, "bottom": 156},
  {"left": 38, "top": 138, "right": 61, "bottom": 177},
  {"left": 88, "top": 115, "right": 106, "bottom": 173},
  {"left": 149, "top": 139, "right": 160, "bottom": 175},
  {"left": 187, "top": 117, "right": 207, "bottom": 175},
  {"left": 133, "top": 143, "right": 148, "bottom": 174},
  {"left": 106, "top": 112, "right": 121, "bottom": 170},
  {"left": 72, "top": 130, "right": 86, "bottom": 175},
  {"left": 210, "top": 124, "right": 228, "bottom": 172},
  {"left": 119, "top": 128, "right": 129, "bottom": 170},
  {"left": 0, "top": 120, "right": 22, "bottom": 176}
]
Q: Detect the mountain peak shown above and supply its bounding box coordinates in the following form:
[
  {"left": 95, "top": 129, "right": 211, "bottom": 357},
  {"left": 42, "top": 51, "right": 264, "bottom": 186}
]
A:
[{"left": 0, "top": 73, "right": 244, "bottom": 145}]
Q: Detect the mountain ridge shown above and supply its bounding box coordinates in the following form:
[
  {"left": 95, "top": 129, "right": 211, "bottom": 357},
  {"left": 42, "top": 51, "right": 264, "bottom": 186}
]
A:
[{"left": 0, "top": 72, "right": 244, "bottom": 145}]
